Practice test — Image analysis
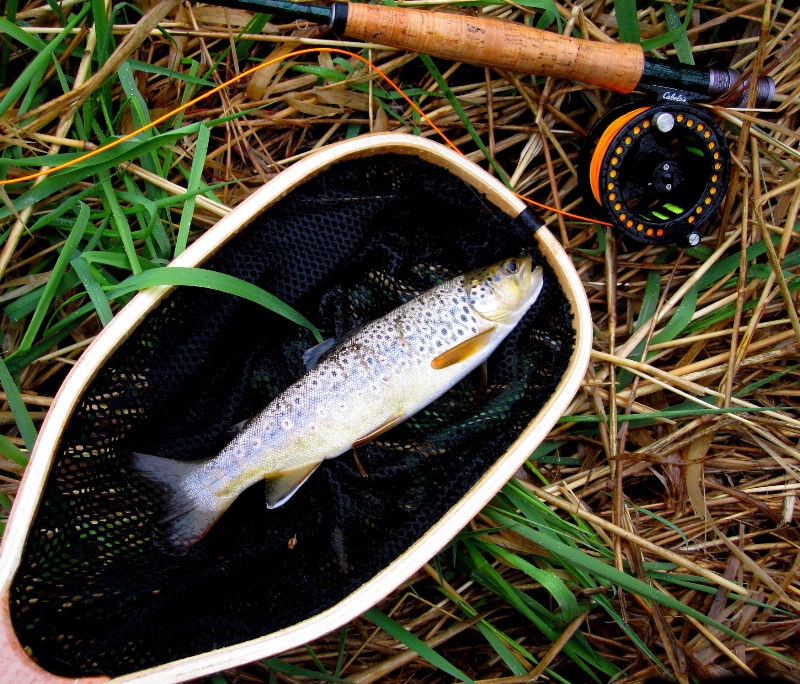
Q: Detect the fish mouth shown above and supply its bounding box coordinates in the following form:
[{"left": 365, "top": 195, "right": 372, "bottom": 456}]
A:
[
  {"left": 504, "top": 258, "right": 543, "bottom": 315},
  {"left": 520, "top": 262, "right": 544, "bottom": 309}
]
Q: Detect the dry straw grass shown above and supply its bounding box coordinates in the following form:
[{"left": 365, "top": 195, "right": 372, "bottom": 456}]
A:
[{"left": 1, "top": 0, "right": 799, "bottom": 682}]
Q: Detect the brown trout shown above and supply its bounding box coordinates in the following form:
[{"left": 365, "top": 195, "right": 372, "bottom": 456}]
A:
[{"left": 132, "top": 257, "right": 543, "bottom": 551}]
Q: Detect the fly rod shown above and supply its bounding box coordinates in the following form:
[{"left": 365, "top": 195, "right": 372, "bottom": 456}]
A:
[
  {"left": 216, "top": 0, "right": 775, "bottom": 107},
  {"left": 210, "top": 0, "right": 776, "bottom": 246}
]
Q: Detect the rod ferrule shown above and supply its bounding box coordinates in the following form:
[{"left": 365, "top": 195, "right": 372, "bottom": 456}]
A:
[
  {"left": 706, "top": 67, "right": 776, "bottom": 108},
  {"left": 330, "top": 2, "right": 348, "bottom": 33}
]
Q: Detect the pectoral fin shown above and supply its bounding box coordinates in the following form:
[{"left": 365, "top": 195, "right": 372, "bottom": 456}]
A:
[
  {"left": 265, "top": 462, "right": 322, "bottom": 509},
  {"left": 431, "top": 327, "right": 496, "bottom": 370},
  {"left": 352, "top": 413, "right": 406, "bottom": 448}
]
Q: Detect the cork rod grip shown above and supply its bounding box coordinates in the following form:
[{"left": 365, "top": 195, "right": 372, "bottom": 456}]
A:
[{"left": 341, "top": 4, "right": 645, "bottom": 93}]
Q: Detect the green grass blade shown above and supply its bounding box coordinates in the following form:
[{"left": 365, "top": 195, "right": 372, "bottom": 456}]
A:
[
  {"left": 71, "top": 256, "right": 114, "bottom": 326},
  {"left": 474, "top": 622, "right": 528, "bottom": 675},
  {"left": 641, "top": 0, "right": 695, "bottom": 53},
  {"left": 17, "top": 202, "right": 90, "bottom": 352},
  {"left": 0, "top": 126, "right": 201, "bottom": 221},
  {"left": 4, "top": 321, "right": 91, "bottom": 374},
  {"left": 0, "top": 433, "right": 28, "bottom": 467},
  {"left": 175, "top": 122, "right": 210, "bottom": 257},
  {"left": 263, "top": 659, "right": 351, "bottom": 683},
  {"left": 457, "top": 539, "right": 611, "bottom": 680},
  {"left": 364, "top": 607, "right": 476, "bottom": 684},
  {"left": 418, "top": 55, "right": 511, "bottom": 185},
  {"left": 663, "top": 2, "right": 694, "bottom": 65},
  {"left": 334, "top": 624, "right": 348, "bottom": 677},
  {"left": 0, "top": 6, "right": 88, "bottom": 117},
  {"left": 614, "top": 0, "right": 640, "bottom": 43},
  {"left": 0, "top": 17, "right": 47, "bottom": 51},
  {"left": 734, "top": 363, "right": 800, "bottom": 397},
  {"left": 513, "top": 0, "right": 560, "bottom": 30},
  {"left": 99, "top": 169, "right": 142, "bottom": 275},
  {"left": 591, "top": 591, "right": 670, "bottom": 673},
  {"left": 487, "top": 509, "right": 797, "bottom": 666},
  {"left": 650, "top": 284, "right": 697, "bottom": 345},
  {"left": 475, "top": 539, "right": 581, "bottom": 620},
  {"left": 634, "top": 269, "right": 661, "bottom": 332},
  {"left": 128, "top": 59, "right": 214, "bottom": 88},
  {"left": 628, "top": 503, "right": 689, "bottom": 550},
  {"left": 0, "top": 356, "right": 37, "bottom": 452},
  {"left": 105, "top": 267, "right": 323, "bottom": 342}
]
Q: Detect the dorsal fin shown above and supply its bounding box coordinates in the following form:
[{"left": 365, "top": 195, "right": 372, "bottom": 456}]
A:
[{"left": 302, "top": 338, "right": 339, "bottom": 370}]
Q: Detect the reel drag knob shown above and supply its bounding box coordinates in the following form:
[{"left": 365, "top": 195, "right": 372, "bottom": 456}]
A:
[{"left": 578, "top": 103, "right": 730, "bottom": 247}]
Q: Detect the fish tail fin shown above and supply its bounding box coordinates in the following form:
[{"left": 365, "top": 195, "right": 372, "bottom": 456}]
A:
[{"left": 130, "top": 452, "right": 232, "bottom": 553}]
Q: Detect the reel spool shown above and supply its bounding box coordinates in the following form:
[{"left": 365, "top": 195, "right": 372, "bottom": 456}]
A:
[{"left": 579, "top": 103, "right": 731, "bottom": 247}]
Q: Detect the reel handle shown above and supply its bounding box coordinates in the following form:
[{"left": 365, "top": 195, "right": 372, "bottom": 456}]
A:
[{"left": 332, "top": 3, "right": 644, "bottom": 93}]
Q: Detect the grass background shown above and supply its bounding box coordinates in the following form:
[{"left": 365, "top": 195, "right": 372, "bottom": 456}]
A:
[{"left": 0, "top": 0, "right": 799, "bottom": 682}]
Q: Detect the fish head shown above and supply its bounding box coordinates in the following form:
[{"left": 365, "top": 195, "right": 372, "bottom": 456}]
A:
[{"left": 466, "top": 257, "right": 543, "bottom": 324}]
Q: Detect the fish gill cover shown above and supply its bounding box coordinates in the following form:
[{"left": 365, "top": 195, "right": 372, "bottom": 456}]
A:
[{"left": 9, "top": 153, "right": 575, "bottom": 676}]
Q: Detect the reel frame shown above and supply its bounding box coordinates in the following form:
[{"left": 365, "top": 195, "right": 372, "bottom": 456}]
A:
[{"left": 579, "top": 102, "right": 731, "bottom": 247}]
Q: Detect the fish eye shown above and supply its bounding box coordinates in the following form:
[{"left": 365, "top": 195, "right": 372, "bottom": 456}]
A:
[{"left": 505, "top": 259, "right": 518, "bottom": 273}]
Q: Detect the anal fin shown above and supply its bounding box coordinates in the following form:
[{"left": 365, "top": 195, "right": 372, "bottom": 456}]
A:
[
  {"left": 352, "top": 413, "right": 406, "bottom": 448},
  {"left": 431, "top": 327, "right": 496, "bottom": 370},
  {"left": 265, "top": 462, "right": 321, "bottom": 509}
]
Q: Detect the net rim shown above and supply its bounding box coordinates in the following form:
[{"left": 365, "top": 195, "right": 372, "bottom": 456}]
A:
[{"left": 0, "top": 133, "right": 591, "bottom": 683}]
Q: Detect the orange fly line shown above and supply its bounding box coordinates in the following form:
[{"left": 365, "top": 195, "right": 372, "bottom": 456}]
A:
[{"left": 1, "top": 47, "right": 609, "bottom": 226}]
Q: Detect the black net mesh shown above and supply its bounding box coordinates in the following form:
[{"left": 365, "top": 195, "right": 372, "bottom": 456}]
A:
[{"left": 10, "top": 153, "right": 576, "bottom": 677}]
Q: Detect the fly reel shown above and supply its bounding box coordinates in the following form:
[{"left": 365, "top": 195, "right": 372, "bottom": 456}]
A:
[{"left": 579, "top": 102, "right": 731, "bottom": 247}]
